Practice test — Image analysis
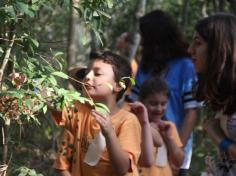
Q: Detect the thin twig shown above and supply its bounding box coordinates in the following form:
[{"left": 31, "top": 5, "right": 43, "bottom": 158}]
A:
[
  {"left": 0, "top": 34, "right": 16, "bottom": 89},
  {"left": 82, "top": 84, "right": 93, "bottom": 101}
]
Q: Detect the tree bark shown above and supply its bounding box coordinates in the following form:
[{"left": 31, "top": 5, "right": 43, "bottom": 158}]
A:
[
  {"left": 128, "top": 0, "right": 146, "bottom": 61},
  {"left": 228, "top": 0, "right": 236, "bottom": 14},
  {"left": 181, "top": 0, "right": 189, "bottom": 32},
  {"left": 67, "top": 0, "right": 80, "bottom": 68},
  {"left": 219, "top": 0, "right": 225, "bottom": 11}
]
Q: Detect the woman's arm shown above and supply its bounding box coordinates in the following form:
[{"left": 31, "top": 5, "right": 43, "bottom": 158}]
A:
[{"left": 204, "top": 117, "right": 236, "bottom": 159}]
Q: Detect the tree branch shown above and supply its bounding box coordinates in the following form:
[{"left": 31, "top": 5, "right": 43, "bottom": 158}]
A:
[{"left": 0, "top": 34, "right": 16, "bottom": 89}]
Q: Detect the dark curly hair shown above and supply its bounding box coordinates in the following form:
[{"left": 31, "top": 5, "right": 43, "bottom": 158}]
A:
[
  {"left": 139, "top": 9, "right": 189, "bottom": 75},
  {"left": 139, "top": 76, "right": 169, "bottom": 101}
]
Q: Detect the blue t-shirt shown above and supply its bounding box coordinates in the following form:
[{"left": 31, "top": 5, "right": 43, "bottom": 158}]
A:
[{"left": 129, "top": 57, "right": 200, "bottom": 169}]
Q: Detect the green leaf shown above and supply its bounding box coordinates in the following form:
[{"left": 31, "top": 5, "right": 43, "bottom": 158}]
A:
[
  {"left": 104, "top": 83, "right": 113, "bottom": 91},
  {"left": 52, "top": 71, "right": 69, "bottom": 79},
  {"left": 93, "top": 11, "right": 99, "bottom": 17},
  {"left": 94, "top": 103, "right": 110, "bottom": 116},
  {"left": 81, "top": 33, "right": 90, "bottom": 45},
  {"left": 106, "top": 0, "right": 113, "bottom": 8},
  {"left": 119, "top": 81, "right": 126, "bottom": 89},
  {"left": 0, "top": 47, "right": 3, "bottom": 53},
  {"left": 32, "top": 0, "right": 39, "bottom": 3},
  {"left": 54, "top": 51, "right": 64, "bottom": 57},
  {"left": 28, "top": 169, "right": 36, "bottom": 176},
  {"left": 92, "top": 29, "right": 103, "bottom": 46},
  {"left": 32, "top": 102, "right": 44, "bottom": 112},
  {"left": 97, "top": 10, "right": 111, "bottom": 19},
  {"left": 43, "top": 105, "right": 47, "bottom": 114},
  {"left": 121, "top": 77, "right": 135, "bottom": 86},
  {"left": 30, "top": 38, "right": 39, "bottom": 48},
  {"left": 4, "top": 5, "right": 17, "bottom": 20},
  {"left": 15, "top": 1, "right": 29, "bottom": 11},
  {"left": 48, "top": 76, "right": 57, "bottom": 86},
  {"left": 64, "top": 91, "right": 81, "bottom": 100},
  {"left": 26, "top": 99, "right": 32, "bottom": 109}
]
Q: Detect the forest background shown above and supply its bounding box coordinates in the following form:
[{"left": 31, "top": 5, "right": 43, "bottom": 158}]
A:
[{"left": 0, "top": 0, "right": 235, "bottom": 175}]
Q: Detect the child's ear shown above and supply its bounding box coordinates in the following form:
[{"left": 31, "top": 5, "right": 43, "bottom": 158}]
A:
[{"left": 113, "top": 82, "right": 124, "bottom": 93}]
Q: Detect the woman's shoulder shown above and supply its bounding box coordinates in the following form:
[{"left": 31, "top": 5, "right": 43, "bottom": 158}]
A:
[
  {"left": 169, "top": 57, "right": 193, "bottom": 66},
  {"left": 168, "top": 57, "right": 195, "bottom": 74}
]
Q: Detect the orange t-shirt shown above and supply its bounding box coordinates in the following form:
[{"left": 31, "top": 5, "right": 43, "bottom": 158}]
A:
[
  {"left": 53, "top": 102, "right": 141, "bottom": 176},
  {"left": 139, "top": 121, "right": 183, "bottom": 176}
]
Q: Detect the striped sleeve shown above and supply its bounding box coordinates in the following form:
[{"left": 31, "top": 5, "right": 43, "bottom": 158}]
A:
[{"left": 181, "top": 61, "right": 202, "bottom": 109}]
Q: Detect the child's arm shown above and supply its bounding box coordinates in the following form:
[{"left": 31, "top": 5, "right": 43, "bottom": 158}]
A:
[
  {"left": 92, "top": 110, "right": 130, "bottom": 175},
  {"left": 130, "top": 102, "right": 155, "bottom": 166},
  {"left": 158, "top": 121, "right": 184, "bottom": 167},
  {"left": 150, "top": 122, "right": 163, "bottom": 147}
]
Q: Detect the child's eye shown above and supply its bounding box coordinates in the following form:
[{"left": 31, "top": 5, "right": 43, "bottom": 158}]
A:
[
  {"left": 149, "top": 101, "right": 157, "bottom": 106},
  {"left": 193, "top": 39, "right": 202, "bottom": 46},
  {"left": 95, "top": 72, "right": 102, "bottom": 76},
  {"left": 161, "top": 102, "right": 167, "bottom": 106}
]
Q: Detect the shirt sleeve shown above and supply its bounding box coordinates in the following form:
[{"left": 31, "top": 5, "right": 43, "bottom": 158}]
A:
[
  {"left": 169, "top": 121, "right": 183, "bottom": 148},
  {"left": 53, "top": 129, "right": 74, "bottom": 171},
  {"left": 53, "top": 105, "right": 76, "bottom": 171},
  {"left": 181, "top": 61, "right": 201, "bottom": 109},
  {"left": 117, "top": 115, "right": 141, "bottom": 175}
]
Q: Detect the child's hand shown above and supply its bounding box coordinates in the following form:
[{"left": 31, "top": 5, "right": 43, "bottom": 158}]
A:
[
  {"left": 129, "top": 101, "right": 149, "bottom": 124},
  {"left": 157, "top": 120, "right": 174, "bottom": 140},
  {"left": 92, "top": 110, "right": 114, "bottom": 137}
]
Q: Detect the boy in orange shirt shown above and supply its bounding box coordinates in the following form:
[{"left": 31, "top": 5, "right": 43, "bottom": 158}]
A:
[
  {"left": 53, "top": 51, "right": 141, "bottom": 176},
  {"left": 130, "top": 77, "right": 184, "bottom": 176}
]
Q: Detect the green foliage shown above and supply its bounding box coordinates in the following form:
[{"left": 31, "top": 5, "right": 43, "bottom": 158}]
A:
[
  {"left": 0, "top": 0, "right": 114, "bottom": 175},
  {"left": 15, "top": 166, "right": 44, "bottom": 176},
  {"left": 74, "top": 0, "right": 115, "bottom": 45}
]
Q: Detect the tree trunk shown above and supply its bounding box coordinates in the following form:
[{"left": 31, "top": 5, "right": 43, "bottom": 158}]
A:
[
  {"left": 228, "top": 0, "right": 236, "bottom": 14},
  {"left": 181, "top": 0, "right": 189, "bottom": 32},
  {"left": 128, "top": 0, "right": 146, "bottom": 61},
  {"left": 219, "top": 0, "right": 225, "bottom": 11},
  {"left": 202, "top": 1, "right": 208, "bottom": 17},
  {"left": 90, "top": 29, "right": 99, "bottom": 53},
  {"left": 67, "top": 0, "right": 80, "bottom": 68}
]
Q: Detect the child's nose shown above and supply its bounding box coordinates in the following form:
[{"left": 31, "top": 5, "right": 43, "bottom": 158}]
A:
[{"left": 84, "top": 71, "right": 93, "bottom": 82}]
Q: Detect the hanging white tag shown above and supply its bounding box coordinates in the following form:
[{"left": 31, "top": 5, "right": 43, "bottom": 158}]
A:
[
  {"left": 83, "top": 132, "right": 106, "bottom": 166},
  {"left": 155, "top": 144, "right": 168, "bottom": 167}
]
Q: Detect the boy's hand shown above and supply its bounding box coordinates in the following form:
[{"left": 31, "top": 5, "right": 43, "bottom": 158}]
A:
[
  {"left": 129, "top": 101, "right": 149, "bottom": 124},
  {"left": 92, "top": 110, "right": 114, "bottom": 137}
]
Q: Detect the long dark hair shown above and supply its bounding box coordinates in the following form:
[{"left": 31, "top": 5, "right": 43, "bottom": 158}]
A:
[
  {"left": 139, "top": 10, "right": 189, "bottom": 75},
  {"left": 194, "top": 13, "right": 236, "bottom": 115}
]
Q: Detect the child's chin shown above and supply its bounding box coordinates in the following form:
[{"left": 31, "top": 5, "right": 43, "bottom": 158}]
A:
[{"left": 150, "top": 117, "right": 162, "bottom": 123}]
